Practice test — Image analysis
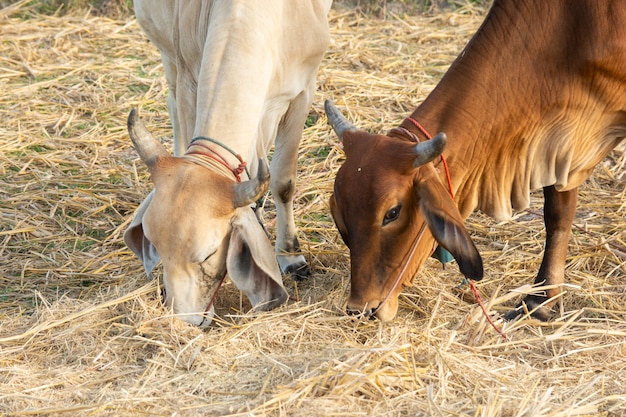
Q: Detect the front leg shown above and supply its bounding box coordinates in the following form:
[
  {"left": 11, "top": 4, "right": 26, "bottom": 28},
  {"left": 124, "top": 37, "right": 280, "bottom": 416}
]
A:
[
  {"left": 269, "top": 90, "right": 314, "bottom": 280},
  {"left": 272, "top": 174, "right": 309, "bottom": 279},
  {"left": 506, "top": 185, "right": 577, "bottom": 321}
]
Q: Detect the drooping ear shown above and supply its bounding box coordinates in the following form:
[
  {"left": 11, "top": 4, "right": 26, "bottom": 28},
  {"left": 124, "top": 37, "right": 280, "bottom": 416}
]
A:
[
  {"left": 227, "top": 208, "right": 289, "bottom": 310},
  {"left": 417, "top": 179, "right": 483, "bottom": 280},
  {"left": 124, "top": 190, "right": 161, "bottom": 277}
]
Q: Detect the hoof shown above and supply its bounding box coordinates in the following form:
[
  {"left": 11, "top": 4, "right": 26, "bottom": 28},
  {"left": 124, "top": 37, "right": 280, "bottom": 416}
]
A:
[
  {"left": 504, "top": 297, "right": 553, "bottom": 321},
  {"left": 278, "top": 254, "right": 309, "bottom": 281},
  {"left": 283, "top": 261, "right": 310, "bottom": 281}
]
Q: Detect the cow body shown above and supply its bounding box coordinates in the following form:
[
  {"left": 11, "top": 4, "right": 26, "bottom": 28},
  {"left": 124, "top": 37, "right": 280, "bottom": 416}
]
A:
[
  {"left": 326, "top": 0, "right": 626, "bottom": 321},
  {"left": 125, "top": 0, "right": 332, "bottom": 326}
]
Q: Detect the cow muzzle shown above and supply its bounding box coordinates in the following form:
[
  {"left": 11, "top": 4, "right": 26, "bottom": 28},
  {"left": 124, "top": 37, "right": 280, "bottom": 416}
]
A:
[
  {"left": 164, "top": 291, "right": 217, "bottom": 328},
  {"left": 346, "top": 304, "right": 378, "bottom": 320},
  {"left": 346, "top": 296, "right": 399, "bottom": 322},
  {"left": 161, "top": 265, "right": 225, "bottom": 328}
]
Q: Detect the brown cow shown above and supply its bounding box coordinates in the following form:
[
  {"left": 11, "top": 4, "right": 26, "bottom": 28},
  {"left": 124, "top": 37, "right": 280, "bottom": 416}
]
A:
[{"left": 325, "top": 0, "right": 626, "bottom": 322}]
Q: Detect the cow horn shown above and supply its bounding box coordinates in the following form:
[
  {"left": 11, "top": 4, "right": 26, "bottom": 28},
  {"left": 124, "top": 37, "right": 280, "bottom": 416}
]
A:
[
  {"left": 127, "top": 109, "right": 170, "bottom": 168},
  {"left": 412, "top": 132, "right": 447, "bottom": 168},
  {"left": 324, "top": 99, "right": 356, "bottom": 140},
  {"left": 233, "top": 158, "right": 270, "bottom": 208}
]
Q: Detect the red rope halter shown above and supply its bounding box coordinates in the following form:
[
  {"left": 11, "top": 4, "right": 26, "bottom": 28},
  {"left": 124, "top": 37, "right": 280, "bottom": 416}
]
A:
[{"left": 186, "top": 140, "right": 247, "bottom": 182}]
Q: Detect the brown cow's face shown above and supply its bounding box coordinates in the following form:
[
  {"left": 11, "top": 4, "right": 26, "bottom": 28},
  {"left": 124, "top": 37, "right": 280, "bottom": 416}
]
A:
[
  {"left": 330, "top": 130, "right": 436, "bottom": 321},
  {"left": 329, "top": 128, "right": 483, "bottom": 322}
]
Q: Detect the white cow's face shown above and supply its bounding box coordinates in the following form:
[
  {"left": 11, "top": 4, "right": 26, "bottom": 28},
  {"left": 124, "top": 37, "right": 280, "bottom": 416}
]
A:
[
  {"left": 142, "top": 159, "right": 234, "bottom": 326},
  {"left": 124, "top": 110, "right": 288, "bottom": 327}
]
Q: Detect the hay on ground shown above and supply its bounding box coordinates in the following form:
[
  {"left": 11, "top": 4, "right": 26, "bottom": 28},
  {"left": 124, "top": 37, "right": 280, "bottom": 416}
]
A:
[{"left": 0, "top": 2, "right": 625, "bottom": 416}]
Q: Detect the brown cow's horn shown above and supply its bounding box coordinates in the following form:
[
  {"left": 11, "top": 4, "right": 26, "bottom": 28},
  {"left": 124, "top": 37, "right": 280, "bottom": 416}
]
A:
[
  {"left": 324, "top": 99, "right": 356, "bottom": 140},
  {"left": 233, "top": 158, "right": 270, "bottom": 208},
  {"left": 412, "top": 132, "right": 447, "bottom": 168},
  {"left": 127, "top": 109, "right": 170, "bottom": 168}
]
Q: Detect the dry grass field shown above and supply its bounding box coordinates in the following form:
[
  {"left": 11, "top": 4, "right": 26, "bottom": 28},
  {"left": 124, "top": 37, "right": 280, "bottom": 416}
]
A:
[{"left": 1, "top": 1, "right": 625, "bottom": 416}]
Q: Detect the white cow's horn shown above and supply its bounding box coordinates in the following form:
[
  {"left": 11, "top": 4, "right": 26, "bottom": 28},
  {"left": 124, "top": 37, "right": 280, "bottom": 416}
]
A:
[
  {"left": 233, "top": 158, "right": 270, "bottom": 208},
  {"left": 324, "top": 99, "right": 356, "bottom": 140},
  {"left": 412, "top": 132, "right": 447, "bottom": 168},
  {"left": 127, "top": 109, "right": 170, "bottom": 167}
]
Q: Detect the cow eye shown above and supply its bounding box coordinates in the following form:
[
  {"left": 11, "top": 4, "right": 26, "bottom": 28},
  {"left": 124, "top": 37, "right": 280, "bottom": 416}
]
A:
[
  {"left": 383, "top": 205, "right": 401, "bottom": 226},
  {"left": 201, "top": 249, "right": 217, "bottom": 263}
]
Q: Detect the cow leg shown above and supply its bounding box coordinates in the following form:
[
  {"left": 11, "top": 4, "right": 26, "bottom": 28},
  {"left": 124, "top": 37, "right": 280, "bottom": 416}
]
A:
[
  {"left": 506, "top": 185, "right": 577, "bottom": 321},
  {"left": 270, "top": 89, "right": 313, "bottom": 279}
]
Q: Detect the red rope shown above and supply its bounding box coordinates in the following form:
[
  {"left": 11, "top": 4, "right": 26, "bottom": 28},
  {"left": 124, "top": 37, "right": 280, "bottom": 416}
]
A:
[
  {"left": 187, "top": 141, "right": 247, "bottom": 182},
  {"left": 405, "top": 116, "right": 506, "bottom": 339},
  {"left": 202, "top": 272, "right": 227, "bottom": 325},
  {"left": 469, "top": 279, "right": 508, "bottom": 340},
  {"left": 439, "top": 156, "right": 454, "bottom": 199}
]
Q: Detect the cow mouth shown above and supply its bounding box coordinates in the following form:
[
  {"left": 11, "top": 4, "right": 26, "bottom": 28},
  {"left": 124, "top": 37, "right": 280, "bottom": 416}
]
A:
[
  {"left": 346, "top": 299, "right": 400, "bottom": 322},
  {"left": 157, "top": 266, "right": 226, "bottom": 327},
  {"left": 346, "top": 304, "right": 380, "bottom": 320}
]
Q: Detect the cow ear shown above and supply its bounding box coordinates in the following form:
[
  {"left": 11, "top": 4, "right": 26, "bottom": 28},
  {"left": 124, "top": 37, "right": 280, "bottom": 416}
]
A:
[
  {"left": 416, "top": 180, "right": 484, "bottom": 280},
  {"left": 227, "top": 208, "right": 289, "bottom": 310},
  {"left": 124, "top": 190, "right": 160, "bottom": 277}
]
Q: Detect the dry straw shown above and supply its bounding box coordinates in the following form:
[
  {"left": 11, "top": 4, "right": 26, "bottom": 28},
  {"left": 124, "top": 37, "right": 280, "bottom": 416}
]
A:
[{"left": 1, "top": 1, "right": 625, "bottom": 416}]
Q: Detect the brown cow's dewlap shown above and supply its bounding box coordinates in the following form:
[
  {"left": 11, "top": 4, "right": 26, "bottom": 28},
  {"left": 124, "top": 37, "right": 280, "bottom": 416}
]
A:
[{"left": 0, "top": 2, "right": 624, "bottom": 415}]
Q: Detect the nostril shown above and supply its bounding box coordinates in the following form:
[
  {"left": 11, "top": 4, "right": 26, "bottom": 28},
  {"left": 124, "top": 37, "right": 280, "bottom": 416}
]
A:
[
  {"left": 365, "top": 305, "right": 381, "bottom": 320},
  {"left": 346, "top": 306, "right": 379, "bottom": 319},
  {"left": 346, "top": 307, "right": 361, "bottom": 316}
]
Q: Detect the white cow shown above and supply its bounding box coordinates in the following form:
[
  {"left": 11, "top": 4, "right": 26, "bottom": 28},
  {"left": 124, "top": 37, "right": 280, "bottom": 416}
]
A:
[{"left": 125, "top": 0, "right": 332, "bottom": 326}]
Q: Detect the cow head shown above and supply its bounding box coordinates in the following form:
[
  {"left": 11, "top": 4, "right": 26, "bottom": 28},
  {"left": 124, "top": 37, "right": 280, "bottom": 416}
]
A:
[
  {"left": 124, "top": 110, "right": 288, "bottom": 326},
  {"left": 325, "top": 100, "right": 483, "bottom": 321}
]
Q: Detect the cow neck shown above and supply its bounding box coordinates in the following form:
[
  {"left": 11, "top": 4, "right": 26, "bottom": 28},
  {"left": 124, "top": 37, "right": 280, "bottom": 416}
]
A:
[
  {"left": 402, "top": 117, "right": 454, "bottom": 199},
  {"left": 184, "top": 136, "right": 250, "bottom": 182}
]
